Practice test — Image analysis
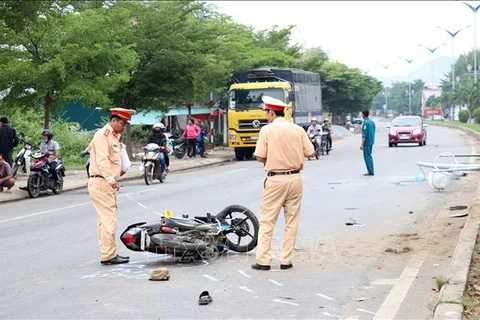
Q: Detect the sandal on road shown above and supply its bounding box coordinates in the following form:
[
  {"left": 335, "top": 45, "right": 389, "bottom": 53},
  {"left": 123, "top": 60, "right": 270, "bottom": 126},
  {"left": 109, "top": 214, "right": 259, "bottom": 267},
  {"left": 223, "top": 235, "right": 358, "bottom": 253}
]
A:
[{"left": 198, "top": 291, "right": 212, "bottom": 305}]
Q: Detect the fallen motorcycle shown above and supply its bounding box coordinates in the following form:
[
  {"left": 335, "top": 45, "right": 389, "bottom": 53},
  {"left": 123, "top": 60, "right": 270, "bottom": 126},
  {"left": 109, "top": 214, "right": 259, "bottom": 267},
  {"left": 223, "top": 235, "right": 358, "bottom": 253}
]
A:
[{"left": 120, "top": 204, "right": 259, "bottom": 262}]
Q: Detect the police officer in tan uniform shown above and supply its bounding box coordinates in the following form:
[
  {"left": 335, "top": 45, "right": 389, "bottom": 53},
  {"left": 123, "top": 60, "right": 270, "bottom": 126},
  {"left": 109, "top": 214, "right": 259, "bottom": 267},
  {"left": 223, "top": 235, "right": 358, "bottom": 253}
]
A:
[
  {"left": 252, "top": 96, "right": 315, "bottom": 271},
  {"left": 88, "top": 108, "right": 136, "bottom": 265}
]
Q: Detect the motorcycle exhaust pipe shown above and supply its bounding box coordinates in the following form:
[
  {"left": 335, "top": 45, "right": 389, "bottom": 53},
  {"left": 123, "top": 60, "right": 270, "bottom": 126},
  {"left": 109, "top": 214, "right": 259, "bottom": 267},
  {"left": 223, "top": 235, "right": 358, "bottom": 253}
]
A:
[{"left": 160, "top": 226, "right": 176, "bottom": 234}]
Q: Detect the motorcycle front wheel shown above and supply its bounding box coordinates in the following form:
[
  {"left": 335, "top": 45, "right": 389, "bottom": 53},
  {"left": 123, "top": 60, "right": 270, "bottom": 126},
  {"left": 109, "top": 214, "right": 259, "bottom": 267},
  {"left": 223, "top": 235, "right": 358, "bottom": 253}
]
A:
[
  {"left": 216, "top": 205, "right": 259, "bottom": 253},
  {"left": 52, "top": 174, "right": 64, "bottom": 194},
  {"left": 144, "top": 164, "right": 154, "bottom": 185},
  {"left": 12, "top": 158, "right": 23, "bottom": 177},
  {"left": 27, "top": 175, "right": 41, "bottom": 198}
]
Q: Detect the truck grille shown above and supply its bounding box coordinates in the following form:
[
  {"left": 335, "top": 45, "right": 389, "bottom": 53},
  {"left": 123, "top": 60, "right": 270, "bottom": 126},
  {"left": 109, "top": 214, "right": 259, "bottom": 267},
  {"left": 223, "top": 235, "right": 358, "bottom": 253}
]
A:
[{"left": 238, "top": 119, "right": 268, "bottom": 130}]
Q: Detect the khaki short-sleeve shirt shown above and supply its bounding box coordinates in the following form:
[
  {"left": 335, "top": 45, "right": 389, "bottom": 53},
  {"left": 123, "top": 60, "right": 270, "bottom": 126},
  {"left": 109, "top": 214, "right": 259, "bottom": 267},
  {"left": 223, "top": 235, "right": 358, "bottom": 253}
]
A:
[
  {"left": 255, "top": 117, "right": 314, "bottom": 172},
  {"left": 88, "top": 123, "right": 122, "bottom": 183}
]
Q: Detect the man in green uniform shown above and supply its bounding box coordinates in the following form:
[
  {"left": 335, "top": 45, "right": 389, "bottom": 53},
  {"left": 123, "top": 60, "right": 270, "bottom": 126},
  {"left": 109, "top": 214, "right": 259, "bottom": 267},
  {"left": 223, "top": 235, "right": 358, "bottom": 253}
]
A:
[{"left": 360, "top": 109, "right": 375, "bottom": 176}]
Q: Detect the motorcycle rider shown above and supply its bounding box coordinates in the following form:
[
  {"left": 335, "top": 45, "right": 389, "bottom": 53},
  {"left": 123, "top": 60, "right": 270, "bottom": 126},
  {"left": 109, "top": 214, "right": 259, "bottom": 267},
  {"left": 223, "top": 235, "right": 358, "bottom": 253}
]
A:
[
  {"left": 39, "top": 129, "right": 60, "bottom": 183},
  {"left": 306, "top": 117, "right": 323, "bottom": 149},
  {"left": 321, "top": 117, "right": 333, "bottom": 150},
  {"left": 145, "top": 123, "right": 169, "bottom": 176}
]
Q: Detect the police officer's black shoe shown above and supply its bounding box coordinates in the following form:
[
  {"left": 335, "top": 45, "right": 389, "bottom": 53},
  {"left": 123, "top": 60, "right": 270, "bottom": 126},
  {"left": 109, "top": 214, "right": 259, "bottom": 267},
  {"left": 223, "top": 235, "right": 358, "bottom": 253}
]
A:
[
  {"left": 101, "top": 255, "right": 129, "bottom": 265},
  {"left": 117, "top": 254, "right": 130, "bottom": 260},
  {"left": 363, "top": 173, "right": 374, "bottom": 176},
  {"left": 280, "top": 264, "right": 293, "bottom": 270},
  {"left": 251, "top": 263, "right": 270, "bottom": 270}
]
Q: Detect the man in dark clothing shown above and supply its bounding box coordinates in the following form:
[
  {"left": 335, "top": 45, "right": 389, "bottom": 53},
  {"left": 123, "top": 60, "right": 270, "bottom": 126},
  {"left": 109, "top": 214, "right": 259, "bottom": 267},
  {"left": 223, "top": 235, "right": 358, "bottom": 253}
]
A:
[
  {"left": 0, "top": 117, "right": 19, "bottom": 167},
  {"left": 145, "top": 123, "right": 170, "bottom": 175}
]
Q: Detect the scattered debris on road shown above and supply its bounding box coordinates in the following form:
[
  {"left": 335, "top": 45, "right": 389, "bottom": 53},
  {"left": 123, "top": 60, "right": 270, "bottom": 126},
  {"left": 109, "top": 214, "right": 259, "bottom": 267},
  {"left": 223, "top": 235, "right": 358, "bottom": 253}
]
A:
[{"left": 345, "top": 218, "right": 365, "bottom": 227}]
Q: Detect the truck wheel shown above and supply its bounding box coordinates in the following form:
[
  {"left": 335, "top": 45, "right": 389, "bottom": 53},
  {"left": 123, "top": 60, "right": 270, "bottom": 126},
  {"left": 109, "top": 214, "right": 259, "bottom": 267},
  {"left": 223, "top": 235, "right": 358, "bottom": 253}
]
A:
[{"left": 234, "top": 148, "right": 245, "bottom": 161}]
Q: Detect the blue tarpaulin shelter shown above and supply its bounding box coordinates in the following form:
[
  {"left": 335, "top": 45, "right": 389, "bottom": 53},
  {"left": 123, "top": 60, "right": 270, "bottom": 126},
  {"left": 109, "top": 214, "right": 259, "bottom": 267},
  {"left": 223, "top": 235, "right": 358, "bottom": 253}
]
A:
[{"left": 130, "top": 107, "right": 219, "bottom": 125}]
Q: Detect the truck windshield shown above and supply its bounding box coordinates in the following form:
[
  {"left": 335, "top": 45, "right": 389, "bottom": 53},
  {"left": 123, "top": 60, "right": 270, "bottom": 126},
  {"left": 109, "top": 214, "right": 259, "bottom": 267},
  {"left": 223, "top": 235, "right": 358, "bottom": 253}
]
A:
[{"left": 229, "top": 89, "right": 285, "bottom": 110}]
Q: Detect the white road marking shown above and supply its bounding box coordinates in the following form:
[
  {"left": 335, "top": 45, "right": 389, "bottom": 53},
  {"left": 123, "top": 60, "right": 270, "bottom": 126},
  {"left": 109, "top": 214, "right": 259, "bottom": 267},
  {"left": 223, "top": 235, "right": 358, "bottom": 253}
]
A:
[
  {"left": 239, "top": 286, "right": 254, "bottom": 293},
  {"left": 357, "top": 308, "right": 376, "bottom": 315},
  {"left": 272, "top": 299, "right": 298, "bottom": 306},
  {"left": 202, "top": 274, "right": 220, "bottom": 282},
  {"left": 316, "top": 293, "right": 335, "bottom": 300},
  {"left": 0, "top": 202, "right": 91, "bottom": 224},
  {"left": 238, "top": 270, "right": 251, "bottom": 278},
  {"left": 268, "top": 279, "right": 284, "bottom": 286},
  {"left": 322, "top": 312, "right": 342, "bottom": 319},
  {"left": 371, "top": 278, "right": 399, "bottom": 285},
  {"left": 225, "top": 168, "right": 246, "bottom": 174},
  {"left": 372, "top": 251, "right": 429, "bottom": 320}
]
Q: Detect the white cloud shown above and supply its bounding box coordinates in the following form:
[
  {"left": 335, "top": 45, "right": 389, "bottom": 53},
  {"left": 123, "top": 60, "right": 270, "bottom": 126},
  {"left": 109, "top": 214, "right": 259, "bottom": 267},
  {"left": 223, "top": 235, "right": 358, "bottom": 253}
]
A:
[{"left": 210, "top": 1, "right": 480, "bottom": 80}]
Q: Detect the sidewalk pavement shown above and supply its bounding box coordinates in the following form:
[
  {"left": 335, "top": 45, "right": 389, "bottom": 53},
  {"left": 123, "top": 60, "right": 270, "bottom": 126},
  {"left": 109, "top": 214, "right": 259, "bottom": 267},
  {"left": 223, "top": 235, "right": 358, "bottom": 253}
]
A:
[{"left": 0, "top": 147, "right": 235, "bottom": 204}]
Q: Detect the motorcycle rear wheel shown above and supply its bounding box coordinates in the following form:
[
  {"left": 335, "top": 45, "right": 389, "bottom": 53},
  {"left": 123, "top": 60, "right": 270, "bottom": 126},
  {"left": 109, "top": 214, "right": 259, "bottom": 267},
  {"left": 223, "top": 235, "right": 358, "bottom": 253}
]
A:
[
  {"left": 144, "top": 164, "right": 154, "bottom": 185},
  {"left": 174, "top": 146, "right": 186, "bottom": 159},
  {"left": 27, "top": 175, "right": 41, "bottom": 198},
  {"left": 216, "top": 205, "right": 259, "bottom": 253}
]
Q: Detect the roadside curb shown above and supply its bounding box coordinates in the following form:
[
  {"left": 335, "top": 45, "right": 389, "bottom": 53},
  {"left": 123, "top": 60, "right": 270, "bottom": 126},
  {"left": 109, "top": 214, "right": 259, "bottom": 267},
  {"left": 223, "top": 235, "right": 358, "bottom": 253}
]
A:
[
  {"left": 0, "top": 155, "right": 234, "bottom": 204},
  {"left": 431, "top": 124, "right": 480, "bottom": 320}
]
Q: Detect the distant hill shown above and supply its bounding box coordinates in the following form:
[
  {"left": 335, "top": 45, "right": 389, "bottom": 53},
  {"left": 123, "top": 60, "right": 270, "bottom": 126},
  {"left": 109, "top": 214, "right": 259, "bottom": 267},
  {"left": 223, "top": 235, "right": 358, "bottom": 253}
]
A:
[{"left": 377, "top": 56, "right": 452, "bottom": 88}]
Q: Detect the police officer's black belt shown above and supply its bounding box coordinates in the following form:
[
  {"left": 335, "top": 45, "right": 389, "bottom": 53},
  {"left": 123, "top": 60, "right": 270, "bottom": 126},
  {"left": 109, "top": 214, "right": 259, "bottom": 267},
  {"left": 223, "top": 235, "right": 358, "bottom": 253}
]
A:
[
  {"left": 90, "top": 175, "right": 104, "bottom": 178},
  {"left": 267, "top": 170, "right": 300, "bottom": 177}
]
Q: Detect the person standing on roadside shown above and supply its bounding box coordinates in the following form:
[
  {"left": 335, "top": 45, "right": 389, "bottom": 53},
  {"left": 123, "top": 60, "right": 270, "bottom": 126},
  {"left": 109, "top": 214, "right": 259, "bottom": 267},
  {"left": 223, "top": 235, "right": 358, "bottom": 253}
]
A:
[
  {"left": 88, "top": 107, "right": 136, "bottom": 265},
  {"left": 360, "top": 109, "right": 375, "bottom": 176},
  {"left": 0, "top": 117, "right": 19, "bottom": 167},
  {"left": 251, "top": 96, "right": 315, "bottom": 271},
  {"left": 181, "top": 118, "right": 200, "bottom": 158}
]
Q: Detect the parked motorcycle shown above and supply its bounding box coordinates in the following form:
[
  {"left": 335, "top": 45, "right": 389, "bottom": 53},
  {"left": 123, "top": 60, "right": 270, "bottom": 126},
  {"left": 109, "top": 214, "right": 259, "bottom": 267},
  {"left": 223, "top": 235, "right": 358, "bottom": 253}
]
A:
[
  {"left": 80, "top": 150, "right": 90, "bottom": 178},
  {"left": 12, "top": 139, "right": 33, "bottom": 177},
  {"left": 165, "top": 133, "right": 186, "bottom": 159},
  {"left": 120, "top": 204, "right": 259, "bottom": 262},
  {"left": 171, "top": 137, "right": 187, "bottom": 159},
  {"left": 142, "top": 143, "right": 166, "bottom": 185},
  {"left": 26, "top": 151, "right": 66, "bottom": 198},
  {"left": 308, "top": 133, "right": 319, "bottom": 160}
]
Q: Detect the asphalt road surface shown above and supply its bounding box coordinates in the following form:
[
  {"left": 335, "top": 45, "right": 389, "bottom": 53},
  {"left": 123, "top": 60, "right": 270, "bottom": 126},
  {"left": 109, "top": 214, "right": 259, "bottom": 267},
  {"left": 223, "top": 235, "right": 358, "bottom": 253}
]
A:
[{"left": 0, "top": 120, "right": 477, "bottom": 319}]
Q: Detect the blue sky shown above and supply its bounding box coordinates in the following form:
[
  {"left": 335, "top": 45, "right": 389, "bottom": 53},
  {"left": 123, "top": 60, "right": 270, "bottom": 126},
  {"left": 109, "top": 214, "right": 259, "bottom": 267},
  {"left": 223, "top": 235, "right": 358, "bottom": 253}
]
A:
[{"left": 209, "top": 1, "right": 480, "bottom": 80}]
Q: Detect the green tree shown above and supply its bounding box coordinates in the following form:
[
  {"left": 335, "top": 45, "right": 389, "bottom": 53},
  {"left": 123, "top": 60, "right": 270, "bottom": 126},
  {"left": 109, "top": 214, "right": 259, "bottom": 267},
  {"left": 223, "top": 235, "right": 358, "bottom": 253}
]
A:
[{"left": 0, "top": 2, "right": 138, "bottom": 128}]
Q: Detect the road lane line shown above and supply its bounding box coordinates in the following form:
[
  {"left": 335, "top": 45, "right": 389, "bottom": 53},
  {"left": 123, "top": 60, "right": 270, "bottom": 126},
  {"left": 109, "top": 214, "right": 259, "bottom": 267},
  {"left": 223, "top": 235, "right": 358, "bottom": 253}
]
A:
[
  {"left": 357, "top": 308, "right": 376, "bottom": 315},
  {"left": 268, "top": 279, "right": 284, "bottom": 286},
  {"left": 272, "top": 299, "right": 298, "bottom": 306},
  {"left": 225, "top": 168, "right": 246, "bottom": 174},
  {"left": 0, "top": 202, "right": 91, "bottom": 224},
  {"left": 316, "top": 293, "right": 335, "bottom": 300},
  {"left": 239, "top": 286, "right": 254, "bottom": 293},
  {"left": 322, "top": 312, "right": 342, "bottom": 318},
  {"left": 238, "top": 270, "right": 251, "bottom": 278},
  {"left": 372, "top": 250, "right": 429, "bottom": 319},
  {"left": 203, "top": 274, "right": 220, "bottom": 282}
]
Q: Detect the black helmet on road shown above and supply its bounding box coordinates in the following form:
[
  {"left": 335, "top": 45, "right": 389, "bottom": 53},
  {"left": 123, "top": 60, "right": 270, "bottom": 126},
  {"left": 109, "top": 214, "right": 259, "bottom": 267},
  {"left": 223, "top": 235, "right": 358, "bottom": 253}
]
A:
[{"left": 41, "top": 129, "right": 53, "bottom": 140}]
